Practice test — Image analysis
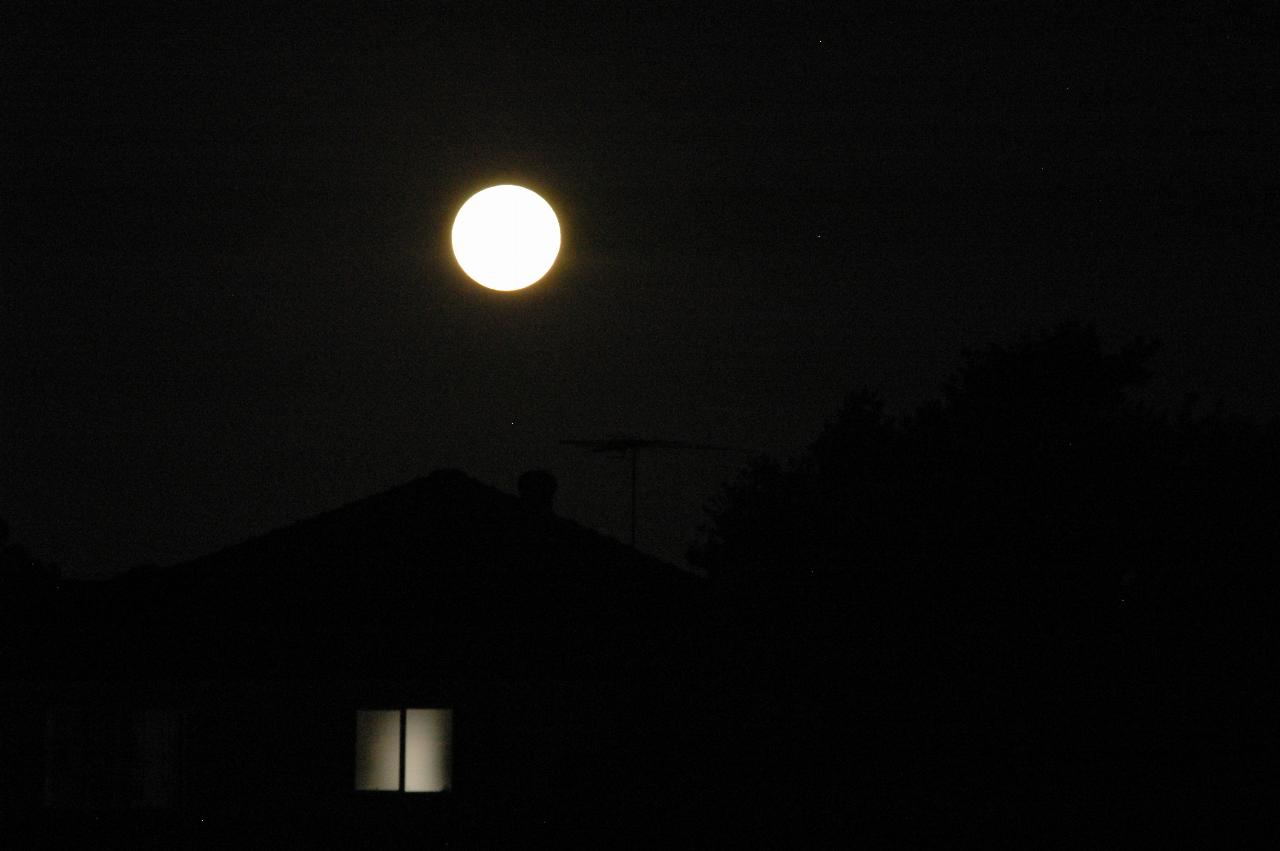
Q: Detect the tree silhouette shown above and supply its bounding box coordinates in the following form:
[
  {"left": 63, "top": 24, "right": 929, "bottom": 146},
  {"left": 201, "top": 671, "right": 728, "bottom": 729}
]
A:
[
  {"left": 694, "top": 324, "right": 1164, "bottom": 583},
  {"left": 691, "top": 323, "right": 1280, "bottom": 798}
]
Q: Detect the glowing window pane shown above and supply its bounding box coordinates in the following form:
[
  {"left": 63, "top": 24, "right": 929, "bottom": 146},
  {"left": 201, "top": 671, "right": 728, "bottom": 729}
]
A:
[
  {"left": 404, "top": 709, "right": 452, "bottom": 792},
  {"left": 354, "top": 710, "right": 401, "bottom": 791}
]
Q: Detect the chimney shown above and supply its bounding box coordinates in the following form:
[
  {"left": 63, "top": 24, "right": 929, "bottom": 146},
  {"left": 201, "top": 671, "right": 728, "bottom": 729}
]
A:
[{"left": 517, "top": 470, "right": 557, "bottom": 514}]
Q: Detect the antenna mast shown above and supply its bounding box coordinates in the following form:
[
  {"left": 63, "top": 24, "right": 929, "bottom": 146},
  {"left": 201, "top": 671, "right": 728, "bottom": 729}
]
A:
[{"left": 561, "top": 437, "right": 741, "bottom": 548}]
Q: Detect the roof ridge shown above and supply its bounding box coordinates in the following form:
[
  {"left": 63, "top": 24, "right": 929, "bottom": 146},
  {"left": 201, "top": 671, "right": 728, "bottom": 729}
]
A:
[{"left": 143, "top": 469, "right": 692, "bottom": 584}]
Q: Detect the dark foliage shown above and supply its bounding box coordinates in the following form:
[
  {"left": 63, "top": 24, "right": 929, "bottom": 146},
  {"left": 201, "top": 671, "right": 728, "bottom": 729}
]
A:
[{"left": 692, "top": 323, "right": 1280, "bottom": 819}]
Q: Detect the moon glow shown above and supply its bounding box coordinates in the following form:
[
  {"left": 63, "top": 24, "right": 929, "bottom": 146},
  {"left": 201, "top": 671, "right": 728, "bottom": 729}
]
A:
[{"left": 451, "top": 185, "right": 561, "bottom": 291}]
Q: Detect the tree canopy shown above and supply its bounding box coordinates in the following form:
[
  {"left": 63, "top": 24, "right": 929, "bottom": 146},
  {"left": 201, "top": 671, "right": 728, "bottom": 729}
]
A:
[
  {"left": 694, "top": 323, "right": 1276, "bottom": 595},
  {"left": 691, "top": 323, "right": 1280, "bottom": 765}
]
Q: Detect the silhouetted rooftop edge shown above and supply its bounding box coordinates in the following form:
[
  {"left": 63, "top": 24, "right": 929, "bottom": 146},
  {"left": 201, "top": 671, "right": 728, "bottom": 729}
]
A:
[{"left": 158, "top": 468, "right": 698, "bottom": 586}]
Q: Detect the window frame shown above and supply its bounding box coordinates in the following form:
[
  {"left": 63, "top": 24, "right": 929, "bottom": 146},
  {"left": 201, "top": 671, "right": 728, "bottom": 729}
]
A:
[{"left": 354, "top": 707, "right": 451, "bottom": 794}]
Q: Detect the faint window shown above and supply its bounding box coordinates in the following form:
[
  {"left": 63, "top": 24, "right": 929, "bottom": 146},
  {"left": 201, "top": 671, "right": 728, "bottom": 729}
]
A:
[
  {"left": 354, "top": 708, "right": 451, "bottom": 793},
  {"left": 44, "top": 706, "right": 183, "bottom": 809}
]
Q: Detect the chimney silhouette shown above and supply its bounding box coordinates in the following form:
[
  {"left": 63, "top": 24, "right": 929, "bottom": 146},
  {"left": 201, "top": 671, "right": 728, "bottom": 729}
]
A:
[{"left": 517, "top": 470, "right": 557, "bottom": 514}]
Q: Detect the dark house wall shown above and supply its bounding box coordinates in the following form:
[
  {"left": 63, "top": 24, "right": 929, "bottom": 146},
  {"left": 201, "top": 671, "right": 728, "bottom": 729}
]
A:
[
  {"left": 2, "top": 472, "right": 713, "bottom": 844},
  {"left": 4, "top": 676, "right": 714, "bottom": 845}
]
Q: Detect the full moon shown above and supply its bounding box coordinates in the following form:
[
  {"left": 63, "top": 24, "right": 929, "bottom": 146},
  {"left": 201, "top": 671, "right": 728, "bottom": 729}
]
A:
[{"left": 451, "top": 185, "right": 561, "bottom": 291}]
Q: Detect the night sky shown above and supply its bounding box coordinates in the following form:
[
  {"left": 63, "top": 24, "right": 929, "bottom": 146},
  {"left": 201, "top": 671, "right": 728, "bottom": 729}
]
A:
[{"left": 3, "top": 4, "right": 1274, "bottom": 576}]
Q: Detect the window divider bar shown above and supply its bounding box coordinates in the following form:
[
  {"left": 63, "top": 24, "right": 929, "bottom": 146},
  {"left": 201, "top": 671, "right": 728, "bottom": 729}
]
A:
[{"left": 398, "top": 708, "right": 407, "bottom": 792}]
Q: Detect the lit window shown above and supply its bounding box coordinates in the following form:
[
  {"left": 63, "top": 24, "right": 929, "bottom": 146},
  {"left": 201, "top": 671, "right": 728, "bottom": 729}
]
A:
[{"left": 354, "top": 708, "right": 452, "bottom": 792}]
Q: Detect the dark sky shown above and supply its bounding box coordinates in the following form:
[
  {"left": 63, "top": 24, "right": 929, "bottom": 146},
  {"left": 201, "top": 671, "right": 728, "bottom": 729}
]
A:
[{"left": 3, "top": 3, "right": 1274, "bottom": 576}]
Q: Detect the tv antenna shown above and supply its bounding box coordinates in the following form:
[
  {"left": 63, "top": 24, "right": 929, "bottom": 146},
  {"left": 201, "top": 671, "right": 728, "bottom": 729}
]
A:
[{"left": 561, "top": 436, "right": 744, "bottom": 548}]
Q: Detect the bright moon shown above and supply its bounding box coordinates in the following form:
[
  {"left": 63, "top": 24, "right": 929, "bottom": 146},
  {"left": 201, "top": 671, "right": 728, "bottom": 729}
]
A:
[{"left": 451, "top": 185, "right": 561, "bottom": 291}]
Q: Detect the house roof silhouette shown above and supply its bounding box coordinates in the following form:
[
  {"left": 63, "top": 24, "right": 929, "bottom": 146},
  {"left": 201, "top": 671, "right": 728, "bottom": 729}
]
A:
[{"left": 86, "top": 469, "right": 704, "bottom": 681}]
